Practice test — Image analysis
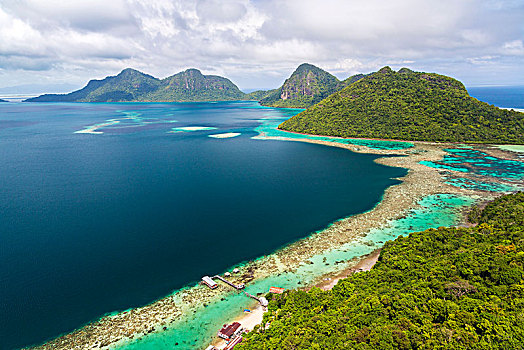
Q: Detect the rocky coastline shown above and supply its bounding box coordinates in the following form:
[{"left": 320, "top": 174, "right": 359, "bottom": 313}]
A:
[{"left": 30, "top": 137, "right": 513, "bottom": 350}]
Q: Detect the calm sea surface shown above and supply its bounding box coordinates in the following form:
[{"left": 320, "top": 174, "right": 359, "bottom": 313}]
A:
[
  {"left": 0, "top": 101, "right": 407, "bottom": 349},
  {"left": 468, "top": 85, "right": 524, "bottom": 108}
]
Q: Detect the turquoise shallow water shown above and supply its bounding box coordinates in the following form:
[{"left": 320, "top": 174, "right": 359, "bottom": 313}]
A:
[
  {"left": 444, "top": 177, "right": 520, "bottom": 192},
  {"left": 116, "top": 194, "right": 475, "bottom": 350},
  {"left": 116, "top": 89, "right": 520, "bottom": 349},
  {"left": 253, "top": 113, "right": 414, "bottom": 150},
  {"left": 5, "top": 99, "right": 517, "bottom": 349},
  {"left": 434, "top": 148, "right": 524, "bottom": 179},
  {"left": 421, "top": 148, "right": 524, "bottom": 193}
]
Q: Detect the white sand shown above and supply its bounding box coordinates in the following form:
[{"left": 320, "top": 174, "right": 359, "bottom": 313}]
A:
[
  {"left": 496, "top": 145, "right": 524, "bottom": 153},
  {"left": 74, "top": 120, "right": 119, "bottom": 134},
  {"left": 502, "top": 107, "right": 524, "bottom": 113},
  {"left": 171, "top": 126, "right": 217, "bottom": 132},
  {"left": 208, "top": 132, "right": 241, "bottom": 139},
  {"left": 74, "top": 129, "right": 103, "bottom": 134},
  {"left": 234, "top": 305, "right": 265, "bottom": 332},
  {"left": 213, "top": 304, "right": 266, "bottom": 350}
]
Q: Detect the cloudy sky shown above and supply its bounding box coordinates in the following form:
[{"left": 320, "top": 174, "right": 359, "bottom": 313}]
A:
[{"left": 0, "top": 0, "right": 523, "bottom": 92}]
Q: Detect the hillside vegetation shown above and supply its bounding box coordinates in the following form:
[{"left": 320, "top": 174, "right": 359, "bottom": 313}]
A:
[
  {"left": 26, "top": 68, "right": 245, "bottom": 103},
  {"left": 26, "top": 64, "right": 367, "bottom": 105},
  {"left": 260, "top": 63, "right": 365, "bottom": 108},
  {"left": 279, "top": 67, "right": 524, "bottom": 144},
  {"left": 237, "top": 192, "right": 524, "bottom": 350},
  {"left": 246, "top": 89, "right": 278, "bottom": 101}
]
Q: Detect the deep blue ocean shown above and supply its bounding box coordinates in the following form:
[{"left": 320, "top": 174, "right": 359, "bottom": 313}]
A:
[
  {"left": 468, "top": 85, "right": 524, "bottom": 108},
  {"left": 0, "top": 101, "right": 407, "bottom": 349},
  {"left": 1, "top": 84, "right": 521, "bottom": 349}
]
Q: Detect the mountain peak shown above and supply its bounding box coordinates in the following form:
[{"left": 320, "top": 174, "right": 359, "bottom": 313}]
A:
[
  {"left": 377, "top": 66, "right": 394, "bottom": 74},
  {"left": 279, "top": 68, "right": 524, "bottom": 144},
  {"left": 182, "top": 68, "right": 203, "bottom": 75},
  {"left": 259, "top": 63, "right": 344, "bottom": 108},
  {"left": 117, "top": 68, "right": 145, "bottom": 77},
  {"left": 398, "top": 67, "right": 414, "bottom": 74},
  {"left": 26, "top": 68, "right": 244, "bottom": 102},
  {"left": 294, "top": 63, "right": 321, "bottom": 73}
]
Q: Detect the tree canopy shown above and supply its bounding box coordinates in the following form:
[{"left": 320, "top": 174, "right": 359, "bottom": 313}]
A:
[
  {"left": 26, "top": 68, "right": 246, "bottom": 103},
  {"left": 260, "top": 63, "right": 365, "bottom": 108},
  {"left": 279, "top": 67, "right": 524, "bottom": 144},
  {"left": 237, "top": 192, "right": 524, "bottom": 349}
]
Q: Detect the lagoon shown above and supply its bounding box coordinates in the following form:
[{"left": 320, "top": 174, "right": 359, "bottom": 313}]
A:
[{"left": 0, "top": 101, "right": 407, "bottom": 349}]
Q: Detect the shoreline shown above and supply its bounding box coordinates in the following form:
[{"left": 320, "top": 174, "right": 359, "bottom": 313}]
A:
[
  {"left": 314, "top": 248, "right": 382, "bottom": 291},
  {"left": 30, "top": 133, "right": 512, "bottom": 350},
  {"left": 201, "top": 135, "right": 514, "bottom": 349},
  {"left": 211, "top": 249, "right": 384, "bottom": 350}
]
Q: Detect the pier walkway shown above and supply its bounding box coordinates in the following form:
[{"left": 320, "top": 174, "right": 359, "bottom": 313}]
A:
[
  {"left": 244, "top": 292, "right": 268, "bottom": 307},
  {"left": 213, "top": 275, "right": 245, "bottom": 290}
]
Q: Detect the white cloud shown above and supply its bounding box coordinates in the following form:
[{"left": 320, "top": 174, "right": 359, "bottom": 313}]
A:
[
  {"left": 502, "top": 40, "right": 524, "bottom": 55},
  {"left": 0, "top": 0, "right": 523, "bottom": 89},
  {"left": 196, "top": 0, "right": 247, "bottom": 23},
  {"left": 0, "top": 7, "right": 46, "bottom": 56}
]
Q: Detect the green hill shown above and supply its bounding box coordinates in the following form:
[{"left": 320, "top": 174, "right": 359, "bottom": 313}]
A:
[
  {"left": 143, "top": 68, "right": 245, "bottom": 102},
  {"left": 245, "top": 89, "right": 277, "bottom": 101},
  {"left": 237, "top": 192, "right": 524, "bottom": 350},
  {"left": 25, "top": 68, "right": 245, "bottom": 102},
  {"left": 279, "top": 67, "right": 524, "bottom": 144},
  {"left": 24, "top": 65, "right": 368, "bottom": 105},
  {"left": 260, "top": 63, "right": 365, "bottom": 108},
  {"left": 26, "top": 68, "right": 161, "bottom": 102}
]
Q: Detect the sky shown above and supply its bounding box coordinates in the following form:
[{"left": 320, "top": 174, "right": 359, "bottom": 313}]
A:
[{"left": 0, "top": 0, "right": 523, "bottom": 93}]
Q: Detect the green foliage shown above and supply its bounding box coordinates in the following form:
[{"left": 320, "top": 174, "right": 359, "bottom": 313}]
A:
[
  {"left": 237, "top": 192, "right": 524, "bottom": 349},
  {"left": 245, "top": 89, "right": 278, "bottom": 101},
  {"left": 143, "top": 69, "right": 245, "bottom": 102},
  {"left": 467, "top": 206, "right": 482, "bottom": 224},
  {"left": 260, "top": 63, "right": 365, "bottom": 108},
  {"left": 26, "top": 68, "right": 246, "bottom": 103},
  {"left": 279, "top": 67, "right": 524, "bottom": 144}
]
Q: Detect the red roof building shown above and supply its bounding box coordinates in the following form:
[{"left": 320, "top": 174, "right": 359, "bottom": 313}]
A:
[{"left": 217, "top": 322, "right": 241, "bottom": 340}]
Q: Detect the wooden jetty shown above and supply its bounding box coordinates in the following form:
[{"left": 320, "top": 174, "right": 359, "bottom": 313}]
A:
[
  {"left": 213, "top": 275, "right": 245, "bottom": 290},
  {"left": 244, "top": 292, "right": 268, "bottom": 307}
]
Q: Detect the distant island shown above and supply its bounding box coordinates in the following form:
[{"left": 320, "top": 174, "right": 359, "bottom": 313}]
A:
[
  {"left": 26, "top": 68, "right": 246, "bottom": 103},
  {"left": 23, "top": 64, "right": 524, "bottom": 144},
  {"left": 24, "top": 63, "right": 362, "bottom": 106},
  {"left": 259, "top": 63, "right": 365, "bottom": 108},
  {"left": 0, "top": 98, "right": 8, "bottom": 102},
  {"left": 279, "top": 67, "right": 524, "bottom": 144},
  {"left": 237, "top": 192, "right": 524, "bottom": 350}
]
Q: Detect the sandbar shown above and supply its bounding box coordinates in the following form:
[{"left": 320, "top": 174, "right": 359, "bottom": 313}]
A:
[
  {"left": 496, "top": 145, "right": 524, "bottom": 153},
  {"left": 171, "top": 126, "right": 217, "bottom": 132},
  {"left": 208, "top": 132, "right": 241, "bottom": 139},
  {"left": 74, "top": 120, "right": 120, "bottom": 134}
]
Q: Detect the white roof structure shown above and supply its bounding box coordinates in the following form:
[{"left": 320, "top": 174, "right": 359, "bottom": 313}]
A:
[{"left": 202, "top": 276, "right": 218, "bottom": 288}]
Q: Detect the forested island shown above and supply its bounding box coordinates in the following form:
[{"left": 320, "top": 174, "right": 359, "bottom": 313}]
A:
[
  {"left": 23, "top": 64, "right": 524, "bottom": 144},
  {"left": 237, "top": 192, "right": 524, "bottom": 349},
  {"left": 24, "top": 63, "right": 363, "bottom": 106},
  {"left": 26, "top": 68, "right": 246, "bottom": 103},
  {"left": 279, "top": 67, "right": 524, "bottom": 144},
  {"left": 258, "top": 63, "right": 365, "bottom": 108}
]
